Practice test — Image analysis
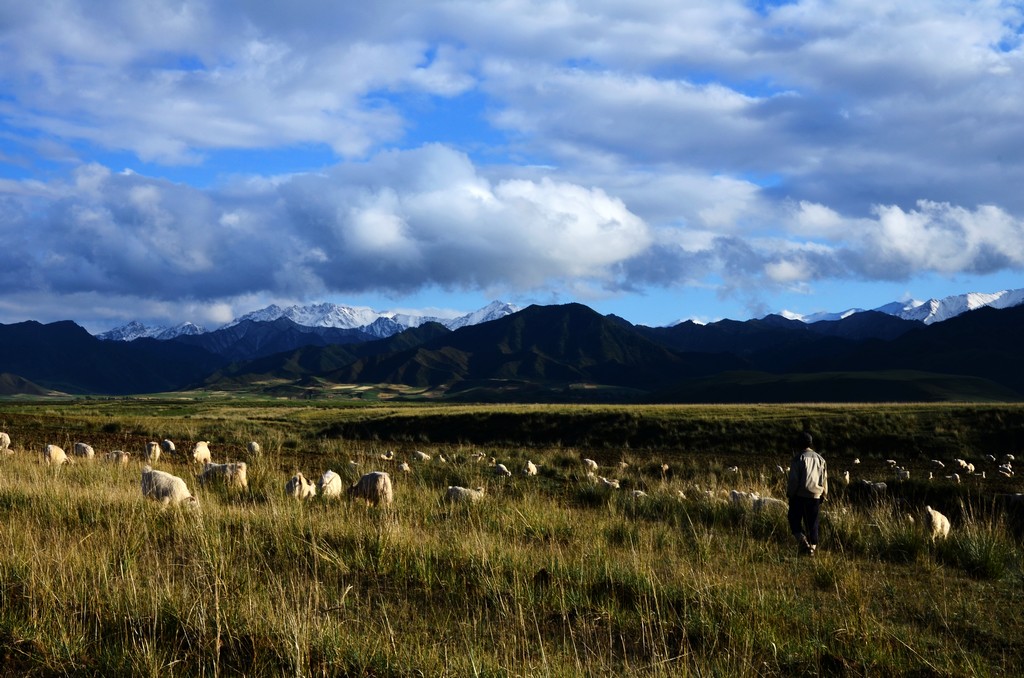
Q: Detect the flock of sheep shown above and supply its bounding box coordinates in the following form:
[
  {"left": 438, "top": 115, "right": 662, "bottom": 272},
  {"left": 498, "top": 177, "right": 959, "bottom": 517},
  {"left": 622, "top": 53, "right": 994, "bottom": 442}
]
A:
[
  {"left": 4, "top": 428, "right": 1021, "bottom": 546},
  {"left": 1, "top": 432, "right": 395, "bottom": 510}
]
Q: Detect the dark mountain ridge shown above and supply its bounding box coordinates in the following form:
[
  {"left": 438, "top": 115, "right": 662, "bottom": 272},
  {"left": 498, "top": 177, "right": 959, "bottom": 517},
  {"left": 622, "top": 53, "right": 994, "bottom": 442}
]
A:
[{"left": 3, "top": 302, "right": 1023, "bottom": 401}]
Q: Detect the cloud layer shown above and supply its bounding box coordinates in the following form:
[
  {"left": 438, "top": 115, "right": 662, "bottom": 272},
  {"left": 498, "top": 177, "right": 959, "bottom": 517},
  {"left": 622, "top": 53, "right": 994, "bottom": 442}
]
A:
[{"left": 1, "top": 0, "right": 1023, "bottom": 327}]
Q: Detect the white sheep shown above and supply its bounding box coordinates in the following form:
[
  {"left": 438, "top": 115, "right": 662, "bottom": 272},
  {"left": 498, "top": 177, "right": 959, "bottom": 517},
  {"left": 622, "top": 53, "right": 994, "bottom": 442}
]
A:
[
  {"left": 840, "top": 470, "right": 851, "bottom": 486},
  {"left": 247, "top": 441, "right": 261, "bottom": 455},
  {"left": 160, "top": 439, "right": 176, "bottom": 454},
  {"left": 141, "top": 466, "right": 197, "bottom": 507},
  {"left": 754, "top": 496, "right": 787, "bottom": 512},
  {"left": 347, "top": 471, "right": 393, "bottom": 507},
  {"left": 380, "top": 450, "right": 395, "bottom": 461},
  {"left": 923, "top": 505, "right": 951, "bottom": 541},
  {"left": 632, "top": 489, "right": 648, "bottom": 499},
  {"left": 600, "top": 476, "right": 620, "bottom": 489},
  {"left": 931, "top": 459, "right": 945, "bottom": 469},
  {"left": 398, "top": 461, "right": 411, "bottom": 473},
  {"left": 494, "top": 463, "right": 512, "bottom": 477},
  {"left": 285, "top": 472, "right": 317, "bottom": 500},
  {"left": 523, "top": 460, "right": 538, "bottom": 476},
  {"left": 413, "top": 450, "right": 431, "bottom": 462},
  {"left": 317, "top": 470, "right": 343, "bottom": 498},
  {"left": 199, "top": 462, "right": 248, "bottom": 489},
  {"left": 896, "top": 467, "right": 910, "bottom": 481},
  {"left": 853, "top": 458, "right": 861, "bottom": 465},
  {"left": 583, "top": 458, "right": 599, "bottom": 472},
  {"left": 144, "top": 441, "right": 161, "bottom": 463},
  {"left": 192, "top": 441, "right": 212, "bottom": 465},
  {"left": 44, "top": 444, "right": 69, "bottom": 466},
  {"left": 729, "top": 489, "right": 759, "bottom": 505},
  {"left": 0, "top": 432, "right": 10, "bottom": 450},
  {"left": 445, "top": 485, "right": 486, "bottom": 503},
  {"left": 104, "top": 450, "right": 131, "bottom": 465},
  {"left": 73, "top": 442, "right": 95, "bottom": 459}
]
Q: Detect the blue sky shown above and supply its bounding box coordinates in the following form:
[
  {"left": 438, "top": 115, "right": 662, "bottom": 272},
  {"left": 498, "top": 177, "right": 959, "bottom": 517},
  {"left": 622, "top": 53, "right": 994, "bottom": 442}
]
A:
[{"left": 2, "top": 1, "right": 1024, "bottom": 333}]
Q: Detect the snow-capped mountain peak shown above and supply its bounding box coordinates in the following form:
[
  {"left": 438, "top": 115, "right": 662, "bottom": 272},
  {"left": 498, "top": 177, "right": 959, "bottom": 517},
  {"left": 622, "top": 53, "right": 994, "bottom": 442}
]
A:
[
  {"left": 782, "top": 288, "right": 1024, "bottom": 326},
  {"left": 877, "top": 289, "right": 1024, "bottom": 324},
  {"left": 98, "top": 320, "right": 207, "bottom": 341},
  {"left": 99, "top": 301, "right": 521, "bottom": 342}
]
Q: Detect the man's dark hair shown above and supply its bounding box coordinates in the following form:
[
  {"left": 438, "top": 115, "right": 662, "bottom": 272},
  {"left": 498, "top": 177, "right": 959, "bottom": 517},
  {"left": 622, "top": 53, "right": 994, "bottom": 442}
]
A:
[{"left": 795, "top": 431, "right": 813, "bottom": 449}]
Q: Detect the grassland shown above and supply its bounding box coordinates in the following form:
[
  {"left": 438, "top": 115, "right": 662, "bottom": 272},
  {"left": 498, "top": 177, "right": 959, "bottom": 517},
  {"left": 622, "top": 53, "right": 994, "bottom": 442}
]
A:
[{"left": 1, "top": 399, "right": 1023, "bottom": 676}]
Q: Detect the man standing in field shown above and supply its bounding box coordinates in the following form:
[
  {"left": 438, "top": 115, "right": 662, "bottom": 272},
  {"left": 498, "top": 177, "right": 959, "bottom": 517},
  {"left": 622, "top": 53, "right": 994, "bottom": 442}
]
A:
[{"left": 787, "top": 431, "right": 828, "bottom": 556}]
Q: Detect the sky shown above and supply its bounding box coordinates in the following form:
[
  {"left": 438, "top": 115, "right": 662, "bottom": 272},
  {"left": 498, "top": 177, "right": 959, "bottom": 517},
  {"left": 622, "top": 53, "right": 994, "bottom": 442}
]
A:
[{"left": 2, "top": 1, "right": 1024, "bottom": 333}]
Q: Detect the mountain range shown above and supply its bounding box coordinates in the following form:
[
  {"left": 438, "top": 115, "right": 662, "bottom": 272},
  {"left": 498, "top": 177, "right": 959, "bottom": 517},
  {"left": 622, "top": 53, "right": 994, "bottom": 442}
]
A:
[{"left": 2, "top": 289, "right": 1024, "bottom": 402}]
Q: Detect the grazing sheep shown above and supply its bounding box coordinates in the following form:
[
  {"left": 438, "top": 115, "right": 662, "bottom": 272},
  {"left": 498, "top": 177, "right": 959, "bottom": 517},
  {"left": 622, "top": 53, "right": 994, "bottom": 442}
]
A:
[
  {"left": 852, "top": 458, "right": 861, "bottom": 465},
  {"left": 494, "top": 463, "right": 512, "bottom": 477},
  {"left": 632, "top": 489, "right": 648, "bottom": 499},
  {"left": 618, "top": 461, "right": 630, "bottom": 470},
  {"left": 931, "top": 459, "right": 945, "bottom": 469},
  {"left": 200, "top": 462, "right": 249, "bottom": 489},
  {"left": 754, "top": 496, "right": 787, "bottom": 512},
  {"left": 599, "top": 476, "right": 620, "bottom": 489},
  {"left": 380, "top": 450, "right": 395, "bottom": 461},
  {"left": 104, "top": 450, "right": 131, "bottom": 465},
  {"left": 413, "top": 450, "right": 431, "bottom": 462},
  {"left": 73, "top": 442, "right": 95, "bottom": 459},
  {"left": 840, "top": 470, "right": 851, "bottom": 486},
  {"left": 730, "top": 489, "right": 759, "bottom": 505},
  {"left": 144, "top": 441, "right": 161, "bottom": 463},
  {"left": 192, "top": 441, "right": 212, "bottom": 465},
  {"left": 583, "top": 458, "right": 599, "bottom": 472},
  {"left": 141, "top": 466, "right": 197, "bottom": 507},
  {"left": 885, "top": 459, "right": 897, "bottom": 467},
  {"left": 0, "top": 432, "right": 10, "bottom": 450},
  {"left": 896, "top": 467, "right": 910, "bottom": 481},
  {"left": 160, "top": 439, "right": 176, "bottom": 454},
  {"left": 44, "top": 444, "right": 69, "bottom": 466},
  {"left": 248, "top": 441, "right": 261, "bottom": 455},
  {"left": 523, "top": 460, "right": 538, "bottom": 476},
  {"left": 954, "top": 458, "right": 969, "bottom": 470},
  {"left": 285, "top": 472, "right": 317, "bottom": 500},
  {"left": 317, "top": 470, "right": 343, "bottom": 498},
  {"left": 445, "top": 486, "right": 486, "bottom": 503},
  {"left": 1005, "top": 454, "right": 1015, "bottom": 462},
  {"left": 347, "top": 471, "right": 393, "bottom": 507},
  {"left": 965, "top": 463, "right": 975, "bottom": 474},
  {"left": 727, "top": 465, "right": 739, "bottom": 473},
  {"left": 923, "top": 505, "right": 951, "bottom": 541},
  {"left": 398, "top": 461, "right": 411, "bottom": 473}
]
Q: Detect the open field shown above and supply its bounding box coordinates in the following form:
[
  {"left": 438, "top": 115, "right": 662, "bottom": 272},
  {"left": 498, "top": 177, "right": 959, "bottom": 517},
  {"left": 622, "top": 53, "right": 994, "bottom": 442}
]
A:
[{"left": 1, "top": 400, "right": 1023, "bottom": 676}]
